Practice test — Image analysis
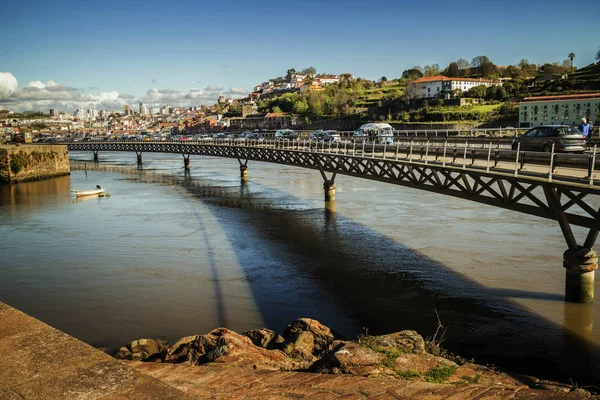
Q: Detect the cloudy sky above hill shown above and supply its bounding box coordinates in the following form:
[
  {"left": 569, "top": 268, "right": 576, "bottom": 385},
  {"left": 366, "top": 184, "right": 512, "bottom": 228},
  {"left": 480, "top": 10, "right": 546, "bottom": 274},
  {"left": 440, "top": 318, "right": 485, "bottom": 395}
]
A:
[{"left": 1, "top": 0, "right": 598, "bottom": 112}]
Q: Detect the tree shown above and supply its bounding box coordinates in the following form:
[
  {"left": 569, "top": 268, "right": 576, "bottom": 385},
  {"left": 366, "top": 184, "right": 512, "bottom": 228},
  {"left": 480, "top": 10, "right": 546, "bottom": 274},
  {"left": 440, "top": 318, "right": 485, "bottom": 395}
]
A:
[
  {"left": 455, "top": 58, "right": 470, "bottom": 76},
  {"left": 423, "top": 64, "right": 441, "bottom": 77},
  {"left": 404, "top": 84, "right": 420, "bottom": 100},
  {"left": 466, "top": 85, "right": 487, "bottom": 99},
  {"left": 568, "top": 52, "right": 575, "bottom": 72},
  {"left": 300, "top": 66, "right": 317, "bottom": 76},
  {"left": 444, "top": 62, "right": 460, "bottom": 77},
  {"left": 286, "top": 68, "right": 296, "bottom": 82},
  {"left": 380, "top": 76, "right": 388, "bottom": 83},
  {"left": 401, "top": 68, "right": 423, "bottom": 81}
]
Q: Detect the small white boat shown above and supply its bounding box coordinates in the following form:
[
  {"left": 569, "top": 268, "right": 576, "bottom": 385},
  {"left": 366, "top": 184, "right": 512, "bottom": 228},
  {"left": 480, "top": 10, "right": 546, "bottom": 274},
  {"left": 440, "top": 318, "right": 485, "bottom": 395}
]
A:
[{"left": 71, "top": 185, "right": 105, "bottom": 197}]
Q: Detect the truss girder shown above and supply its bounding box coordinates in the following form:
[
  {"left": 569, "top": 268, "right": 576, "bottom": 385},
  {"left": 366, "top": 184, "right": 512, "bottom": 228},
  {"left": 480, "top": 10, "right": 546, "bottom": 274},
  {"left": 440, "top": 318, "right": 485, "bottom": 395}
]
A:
[{"left": 67, "top": 143, "right": 600, "bottom": 230}]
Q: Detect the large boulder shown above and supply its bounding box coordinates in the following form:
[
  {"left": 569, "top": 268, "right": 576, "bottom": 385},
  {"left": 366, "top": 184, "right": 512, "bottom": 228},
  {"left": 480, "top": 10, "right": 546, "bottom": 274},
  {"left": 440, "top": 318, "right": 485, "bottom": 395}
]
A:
[
  {"left": 375, "top": 330, "right": 425, "bottom": 354},
  {"left": 282, "top": 318, "right": 334, "bottom": 354},
  {"left": 157, "top": 328, "right": 295, "bottom": 370},
  {"left": 324, "top": 341, "right": 386, "bottom": 376},
  {"left": 242, "top": 328, "right": 284, "bottom": 349},
  {"left": 113, "top": 338, "right": 165, "bottom": 361},
  {"left": 281, "top": 330, "right": 316, "bottom": 365}
]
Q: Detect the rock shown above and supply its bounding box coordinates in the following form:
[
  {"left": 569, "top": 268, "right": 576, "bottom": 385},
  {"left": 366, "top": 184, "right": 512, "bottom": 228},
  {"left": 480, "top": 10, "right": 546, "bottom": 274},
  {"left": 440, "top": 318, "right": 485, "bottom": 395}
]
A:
[
  {"left": 327, "top": 341, "right": 385, "bottom": 375},
  {"left": 393, "top": 352, "right": 457, "bottom": 374},
  {"left": 282, "top": 318, "right": 334, "bottom": 354},
  {"left": 113, "top": 346, "right": 133, "bottom": 360},
  {"left": 113, "top": 339, "right": 164, "bottom": 361},
  {"left": 376, "top": 330, "right": 425, "bottom": 354},
  {"left": 163, "top": 331, "right": 231, "bottom": 364},
  {"left": 242, "top": 328, "right": 283, "bottom": 349},
  {"left": 130, "top": 338, "right": 162, "bottom": 357},
  {"left": 282, "top": 331, "right": 315, "bottom": 355},
  {"left": 202, "top": 329, "right": 295, "bottom": 370},
  {"left": 159, "top": 328, "right": 296, "bottom": 370}
]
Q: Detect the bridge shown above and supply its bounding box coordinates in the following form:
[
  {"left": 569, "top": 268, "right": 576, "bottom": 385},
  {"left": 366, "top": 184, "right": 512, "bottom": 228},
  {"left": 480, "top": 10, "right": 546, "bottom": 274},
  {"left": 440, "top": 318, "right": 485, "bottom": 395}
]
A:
[{"left": 62, "top": 139, "right": 600, "bottom": 304}]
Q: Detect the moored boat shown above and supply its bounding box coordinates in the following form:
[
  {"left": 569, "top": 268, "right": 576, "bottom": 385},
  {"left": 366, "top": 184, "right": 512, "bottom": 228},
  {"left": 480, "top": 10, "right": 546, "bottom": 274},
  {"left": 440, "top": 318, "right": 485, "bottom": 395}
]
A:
[{"left": 71, "top": 185, "right": 105, "bottom": 197}]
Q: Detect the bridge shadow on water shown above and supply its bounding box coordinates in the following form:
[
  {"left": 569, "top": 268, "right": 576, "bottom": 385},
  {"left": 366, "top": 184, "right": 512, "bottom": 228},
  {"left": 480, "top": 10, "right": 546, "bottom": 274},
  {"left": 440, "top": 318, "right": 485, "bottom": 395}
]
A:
[{"left": 72, "top": 161, "right": 600, "bottom": 389}]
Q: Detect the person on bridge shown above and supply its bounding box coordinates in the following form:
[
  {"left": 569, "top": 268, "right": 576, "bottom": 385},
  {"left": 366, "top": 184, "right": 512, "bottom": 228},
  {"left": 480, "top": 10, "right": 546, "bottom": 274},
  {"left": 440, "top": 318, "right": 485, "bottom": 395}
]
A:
[
  {"left": 579, "top": 118, "right": 590, "bottom": 137},
  {"left": 579, "top": 118, "right": 591, "bottom": 149}
]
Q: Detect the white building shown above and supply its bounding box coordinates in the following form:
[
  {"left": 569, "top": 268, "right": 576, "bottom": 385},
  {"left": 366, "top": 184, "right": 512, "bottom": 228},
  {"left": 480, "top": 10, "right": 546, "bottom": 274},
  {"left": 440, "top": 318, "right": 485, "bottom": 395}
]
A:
[
  {"left": 407, "top": 75, "right": 500, "bottom": 99},
  {"left": 139, "top": 103, "right": 148, "bottom": 115},
  {"left": 519, "top": 93, "right": 600, "bottom": 128},
  {"left": 75, "top": 108, "right": 87, "bottom": 120}
]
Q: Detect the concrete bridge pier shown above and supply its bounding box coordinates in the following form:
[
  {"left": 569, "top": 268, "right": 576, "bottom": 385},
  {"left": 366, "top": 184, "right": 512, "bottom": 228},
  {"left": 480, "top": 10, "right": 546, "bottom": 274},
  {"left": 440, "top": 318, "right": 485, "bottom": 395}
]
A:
[
  {"left": 323, "top": 180, "right": 336, "bottom": 202},
  {"left": 182, "top": 154, "right": 190, "bottom": 169},
  {"left": 318, "top": 166, "right": 337, "bottom": 202},
  {"left": 237, "top": 158, "right": 249, "bottom": 181},
  {"left": 93, "top": 150, "right": 99, "bottom": 162},
  {"left": 544, "top": 186, "right": 598, "bottom": 303},
  {"left": 564, "top": 247, "right": 597, "bottom": 303},
  {"left": 240, "top": 165, "right": 248, "bottom": 180},
  {"left": 136, "top": 151, "right": 143, "bottom": 166}
]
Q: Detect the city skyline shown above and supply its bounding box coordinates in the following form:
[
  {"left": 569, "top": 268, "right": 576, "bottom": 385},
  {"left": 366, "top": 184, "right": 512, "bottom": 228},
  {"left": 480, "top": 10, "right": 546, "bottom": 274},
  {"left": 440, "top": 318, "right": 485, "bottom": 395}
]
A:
[{"left": 1, "top": 0, "right": 599, "bottom": 112}]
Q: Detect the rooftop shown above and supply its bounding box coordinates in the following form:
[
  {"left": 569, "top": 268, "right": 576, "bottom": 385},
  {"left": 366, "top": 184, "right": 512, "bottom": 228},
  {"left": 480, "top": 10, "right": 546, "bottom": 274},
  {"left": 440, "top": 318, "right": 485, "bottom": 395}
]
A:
[{"left": 522, "top": 92, "right": 600, "bottom": 102}]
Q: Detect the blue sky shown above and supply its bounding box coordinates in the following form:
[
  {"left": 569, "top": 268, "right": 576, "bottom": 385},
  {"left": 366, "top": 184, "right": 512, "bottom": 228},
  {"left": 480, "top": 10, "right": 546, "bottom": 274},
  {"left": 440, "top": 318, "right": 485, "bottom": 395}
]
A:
[{"left": 1, "top": 0, "right": 599, "bottom": 111}]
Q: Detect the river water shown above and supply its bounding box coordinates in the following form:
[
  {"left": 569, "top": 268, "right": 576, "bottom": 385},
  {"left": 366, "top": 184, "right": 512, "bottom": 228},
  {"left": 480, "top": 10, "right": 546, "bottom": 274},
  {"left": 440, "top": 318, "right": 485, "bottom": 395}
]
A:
[{"left": 1, "top": 151, "right": 599, "bottom": 387}]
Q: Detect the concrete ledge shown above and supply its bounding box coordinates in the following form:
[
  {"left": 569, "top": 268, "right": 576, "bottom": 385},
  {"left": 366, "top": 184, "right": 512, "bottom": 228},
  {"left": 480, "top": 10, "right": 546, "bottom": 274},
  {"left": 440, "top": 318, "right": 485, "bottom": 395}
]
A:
[{"left": 0, "top": 302, "right": 194, "bottom": 400}]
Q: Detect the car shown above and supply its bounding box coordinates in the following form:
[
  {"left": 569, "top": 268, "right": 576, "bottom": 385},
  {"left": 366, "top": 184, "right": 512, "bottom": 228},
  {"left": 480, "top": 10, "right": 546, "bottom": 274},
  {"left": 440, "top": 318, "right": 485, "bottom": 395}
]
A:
[
  {"left": 212, "top": 133, "right": 227, "bottom": 139},
  {"left": 323, "top": 130, "right": 341, "bottom": 142},
  {"left": 227, "top": 133, "right": 246, "bottom": 141},
  {"left": 244, "top": 132, "right": 264, "bottom": 141},
  {"left": 511, "top": 125, "right": 586, "bottom": 153},
  {"left": 275, "top": 129, "right": 298, "bottom": 141},
  {"left": 309, "top": 131, "right": 326, "bottom": 141}
]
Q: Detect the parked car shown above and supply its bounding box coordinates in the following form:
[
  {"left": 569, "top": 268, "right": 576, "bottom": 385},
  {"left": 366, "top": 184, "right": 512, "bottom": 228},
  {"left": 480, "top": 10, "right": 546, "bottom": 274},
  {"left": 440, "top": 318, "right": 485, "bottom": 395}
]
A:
[
  {"left": 227, "top": 133, "right": 246, "bottom": 141},
  {"left": 511, "top": 125, "right": 586, "bottom": 153},
  {"left": 212, "top": 132, "right": 227, "bottom": 139},
  {"left": 244, "top": 132, "right": 264, "bottom": 141},
  {"left": 275, "top": 129, "right": 298, "bottom": 141},
  {"left": 309, "top": 131, "right": 326, "bottom": 141}
]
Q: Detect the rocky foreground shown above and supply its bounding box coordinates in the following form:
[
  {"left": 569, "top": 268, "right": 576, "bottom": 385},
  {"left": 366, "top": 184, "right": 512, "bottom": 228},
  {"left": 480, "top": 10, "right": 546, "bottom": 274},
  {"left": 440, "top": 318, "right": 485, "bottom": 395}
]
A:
[{"left": 113, "top": 318, "right": 596, "bottom": 398}]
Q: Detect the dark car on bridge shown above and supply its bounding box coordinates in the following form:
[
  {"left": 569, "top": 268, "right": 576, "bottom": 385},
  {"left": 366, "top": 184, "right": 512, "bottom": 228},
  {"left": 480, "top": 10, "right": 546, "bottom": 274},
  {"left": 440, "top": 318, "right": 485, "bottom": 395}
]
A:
[
  {"left": 275, "top": 129, "right": 298, "bottom": 141},
  {"left": 511, "top": 125, "right": 586, "bottom": 153}
]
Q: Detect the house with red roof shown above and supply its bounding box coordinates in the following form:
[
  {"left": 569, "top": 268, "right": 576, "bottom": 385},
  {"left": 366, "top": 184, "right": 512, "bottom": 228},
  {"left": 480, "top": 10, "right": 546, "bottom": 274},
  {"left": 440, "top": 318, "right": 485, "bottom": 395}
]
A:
[{"left": 407, "top": 75, "right": 501, "bottom": 99}]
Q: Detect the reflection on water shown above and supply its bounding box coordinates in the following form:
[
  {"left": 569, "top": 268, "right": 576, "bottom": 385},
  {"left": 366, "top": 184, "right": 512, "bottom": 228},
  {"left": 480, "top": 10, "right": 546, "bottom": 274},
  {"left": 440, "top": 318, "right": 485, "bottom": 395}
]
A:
[{"left": 0, "top": 152, "right": 599, "bottom": 388}]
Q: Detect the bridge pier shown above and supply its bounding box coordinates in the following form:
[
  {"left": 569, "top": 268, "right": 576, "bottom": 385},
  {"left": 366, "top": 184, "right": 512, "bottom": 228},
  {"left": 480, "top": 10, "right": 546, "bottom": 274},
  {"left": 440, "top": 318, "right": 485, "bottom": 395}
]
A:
[
  {"left": 237, "top": 158, "right": 249, "bottom": 181},
  {"left": 323, "top": 180, "right": 336, "bottom": 202},
  {"left": 318, "top": 165, "right": 337, "bottom": 203},
  {"left": 136, "top": 151, "right": 142, "bottom": 166},
  {"left": 564, "top": 248, "right": 597, "bottom": 303},
  {"left": 93, "top": 151, "right": 99, "bottom": 162}
]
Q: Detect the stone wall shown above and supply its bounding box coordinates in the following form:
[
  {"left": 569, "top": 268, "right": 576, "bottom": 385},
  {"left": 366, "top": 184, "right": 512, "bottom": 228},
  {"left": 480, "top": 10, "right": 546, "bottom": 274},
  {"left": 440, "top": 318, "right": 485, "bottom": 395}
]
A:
[{"left": 0, "top": 145, "right": 70, "bottom": 183}]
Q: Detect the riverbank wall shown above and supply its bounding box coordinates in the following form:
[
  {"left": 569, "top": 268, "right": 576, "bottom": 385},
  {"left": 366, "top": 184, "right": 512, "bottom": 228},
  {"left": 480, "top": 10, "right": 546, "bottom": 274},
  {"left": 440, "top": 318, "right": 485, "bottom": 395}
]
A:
[{"left": 0, "top": 145, "right": 70, "bottom": 184}]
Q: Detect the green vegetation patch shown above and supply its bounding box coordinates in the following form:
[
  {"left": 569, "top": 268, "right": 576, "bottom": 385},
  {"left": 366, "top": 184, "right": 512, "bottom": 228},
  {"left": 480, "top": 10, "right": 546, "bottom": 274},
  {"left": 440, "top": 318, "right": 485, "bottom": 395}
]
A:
[
  {"left": 9, "top": 151, "right": 29, "bottom": 174},
  {"left": 424, "top": 365, "right": 458, "bottom": 383}
]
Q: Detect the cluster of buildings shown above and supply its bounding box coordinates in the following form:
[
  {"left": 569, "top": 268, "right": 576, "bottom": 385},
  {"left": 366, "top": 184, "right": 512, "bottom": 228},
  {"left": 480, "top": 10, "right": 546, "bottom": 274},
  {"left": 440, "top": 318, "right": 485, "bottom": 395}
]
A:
[{"left": 252, "top": 72, "right": 353, "bottom": 95}]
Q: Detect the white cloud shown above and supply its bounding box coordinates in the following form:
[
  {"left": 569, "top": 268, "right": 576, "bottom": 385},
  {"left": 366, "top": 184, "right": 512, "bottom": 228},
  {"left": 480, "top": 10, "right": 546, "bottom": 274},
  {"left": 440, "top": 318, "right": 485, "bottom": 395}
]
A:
[
  {"left": 0, "top": 72, "right": 18, "bottom": 99},
  {"left": 226, "top": 87, "right": 249, "bottom": 95},
  {"left": 0, "top": 72, "right": 249, "bottom": 112}
]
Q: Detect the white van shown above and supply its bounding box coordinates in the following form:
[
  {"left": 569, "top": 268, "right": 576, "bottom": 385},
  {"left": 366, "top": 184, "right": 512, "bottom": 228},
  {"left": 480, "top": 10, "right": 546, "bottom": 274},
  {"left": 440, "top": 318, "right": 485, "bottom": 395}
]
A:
[{"left": 353, "top": 123, "right": 394, "bottom": 145}]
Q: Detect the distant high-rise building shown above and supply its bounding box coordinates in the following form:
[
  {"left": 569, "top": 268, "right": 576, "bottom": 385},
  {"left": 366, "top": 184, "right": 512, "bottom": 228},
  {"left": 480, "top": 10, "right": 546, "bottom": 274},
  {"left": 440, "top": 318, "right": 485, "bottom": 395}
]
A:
[
  {"left": 139, "top": 103, "right": 148, "bottom": 115},
  {"left": 49, "top": 108, "right": 58, "bottom": 117},
  {"left": 75, "top": 108, "right": 87, "bottom": 120}
]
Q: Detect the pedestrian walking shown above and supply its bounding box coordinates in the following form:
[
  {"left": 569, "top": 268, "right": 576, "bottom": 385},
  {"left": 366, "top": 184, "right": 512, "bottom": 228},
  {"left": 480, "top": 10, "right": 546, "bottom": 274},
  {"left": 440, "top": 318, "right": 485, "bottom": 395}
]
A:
[{"left": 579, "top": 118, "right": 591, "bottom": 150}]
